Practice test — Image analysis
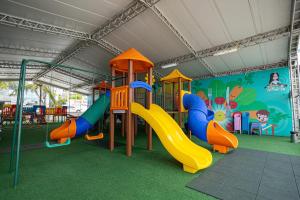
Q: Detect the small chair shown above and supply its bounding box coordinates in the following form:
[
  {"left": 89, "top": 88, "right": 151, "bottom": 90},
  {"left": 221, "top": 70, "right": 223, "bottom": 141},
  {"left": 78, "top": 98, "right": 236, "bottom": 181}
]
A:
[
  {"left": 250, "top": 122, "right": 262, "bottom": 135},
  {"left": 233, "top": 112, "right": 242, "bottom": 134},
  {"left": 242, "top": 112, "right": 250, "bottom": 134}
]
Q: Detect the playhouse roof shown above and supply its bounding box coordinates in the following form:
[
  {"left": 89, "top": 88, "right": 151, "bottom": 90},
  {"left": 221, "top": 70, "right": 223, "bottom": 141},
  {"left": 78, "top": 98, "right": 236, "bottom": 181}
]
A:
[
  {"left": 160, "top": 69, "right": 192, "bottom": 82},
  {"left": 110, "top": 48, "right": 154, "bottom": 73},
  {"left": 93, "top": 81, "right": 111, "bottom": 90}
]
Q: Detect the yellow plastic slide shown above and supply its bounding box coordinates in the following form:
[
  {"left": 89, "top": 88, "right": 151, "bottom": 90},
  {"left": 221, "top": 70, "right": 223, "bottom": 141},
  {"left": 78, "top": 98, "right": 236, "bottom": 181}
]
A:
[{"left": 131, "top": 103, "right": 212, "bottom": 173}]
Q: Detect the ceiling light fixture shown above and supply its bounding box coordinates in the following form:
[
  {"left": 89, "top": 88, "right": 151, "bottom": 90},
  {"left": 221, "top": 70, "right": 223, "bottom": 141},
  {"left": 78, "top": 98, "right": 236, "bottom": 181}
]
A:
[
  {"left": 161, "top": 62, "right": 177, "bottom": 69},
  {"left": 213, "top": 47, "right": 238, "bottom": 56}
]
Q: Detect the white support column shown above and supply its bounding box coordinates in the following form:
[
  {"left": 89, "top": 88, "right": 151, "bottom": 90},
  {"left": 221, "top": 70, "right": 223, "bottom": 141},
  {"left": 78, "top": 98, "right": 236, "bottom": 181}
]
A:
[{"left": 289, "top": 0, "right": 300, "bottom": 131}]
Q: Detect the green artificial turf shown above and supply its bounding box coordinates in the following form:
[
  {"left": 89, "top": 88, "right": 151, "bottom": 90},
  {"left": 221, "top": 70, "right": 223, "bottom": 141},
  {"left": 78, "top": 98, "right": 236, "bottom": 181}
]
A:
[{"left": 0, "top": 125, "right": 299, "bottom": 200}]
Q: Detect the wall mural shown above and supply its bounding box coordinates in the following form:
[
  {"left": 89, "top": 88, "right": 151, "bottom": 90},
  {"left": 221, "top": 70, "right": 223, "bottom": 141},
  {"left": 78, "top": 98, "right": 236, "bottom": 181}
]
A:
[{"left": 191, "top": 67, "right": 292, "bottom": 136}]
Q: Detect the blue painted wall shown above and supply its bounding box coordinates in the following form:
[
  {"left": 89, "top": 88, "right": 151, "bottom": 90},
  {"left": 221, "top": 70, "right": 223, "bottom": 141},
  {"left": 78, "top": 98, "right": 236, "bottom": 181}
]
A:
[{"left": 191, "top": 67, "right": 292, "bottom": 136}]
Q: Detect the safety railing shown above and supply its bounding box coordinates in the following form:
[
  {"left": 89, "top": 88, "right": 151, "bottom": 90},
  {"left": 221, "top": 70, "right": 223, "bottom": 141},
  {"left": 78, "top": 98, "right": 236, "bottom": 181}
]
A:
[{"left": 111, "top": 86, "right": 128, "bottom": 110}]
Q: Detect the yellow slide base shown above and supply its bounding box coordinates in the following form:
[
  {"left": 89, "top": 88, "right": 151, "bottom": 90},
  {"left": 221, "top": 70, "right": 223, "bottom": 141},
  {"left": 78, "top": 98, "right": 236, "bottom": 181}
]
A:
[
  {"left": 183, "top": 165, "right": 198, "bottom": 173},
  {"left": 131, "top": 102, "right": 212, "bottom": 173}
]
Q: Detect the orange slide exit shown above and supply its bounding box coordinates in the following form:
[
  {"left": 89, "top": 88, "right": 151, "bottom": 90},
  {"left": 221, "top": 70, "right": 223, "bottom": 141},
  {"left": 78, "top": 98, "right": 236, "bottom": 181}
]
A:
[{"left": 207, "top": 121, "right": 238, "bottom": 153}]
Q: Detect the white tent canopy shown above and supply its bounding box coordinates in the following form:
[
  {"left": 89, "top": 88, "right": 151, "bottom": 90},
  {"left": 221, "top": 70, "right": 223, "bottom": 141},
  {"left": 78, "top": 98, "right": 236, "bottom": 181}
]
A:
[{"left": 0, "top": 0, "right": 296, "bottom": 94}]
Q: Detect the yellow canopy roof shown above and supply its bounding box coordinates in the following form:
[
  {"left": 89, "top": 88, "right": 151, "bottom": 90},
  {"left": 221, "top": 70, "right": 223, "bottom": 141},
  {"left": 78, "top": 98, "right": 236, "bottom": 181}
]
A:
[
  {"left": 110, "top": 48, "right": 154, "bottom": 73},
  {"left": 160, "top": 69, "right": 192, "bottom": 82}
]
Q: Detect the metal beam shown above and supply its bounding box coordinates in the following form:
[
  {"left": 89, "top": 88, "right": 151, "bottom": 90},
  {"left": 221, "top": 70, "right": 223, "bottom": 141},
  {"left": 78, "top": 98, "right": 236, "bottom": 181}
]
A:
[
  {"left": 51, "top": 68, "right": 94, "bottom": 82},
  {"left": 194, "top": 60, "right": 288, "bottom": 79},
  {"left": 0, "top": 76, "right": 90, "bottom": 95},
  {"left": 142, "top": 2, "right": 215, "bottom": 75},
  {"left": 0, "top": 45, "right": 59, "bottom": 58},
  {"left": 0, "top": 72, "right": 37, "bottom": 75},
  {"left": 0, "top": 59, "right": 96, "bottom": 82},
  {"left": 72, "top": 57, "right": 111, "bottom": 79},
  {"left": 0, "top": 60, "right": 46, "bottom": 69},
  {"left": 35, "top": 80, "right": 90, "bottom": 95},
  {"left": 40, "top": 74, "right": 92, "bottom": 94},
  {"left": 0, "top": 12, "right": 90, "bottom": 40},
  {"left": 288, "top": 0, "right": 300, "bottom": 131},
  {"left": 153, "top": 69, "right": 163, "bottom": 79},
  {"left": 92, "top": 39, "right": 122, "bottom": 55},
  {"left": 0, "top": 11, "right": 122, "bottom": 56},
  {"left": 156, "top": 26, "right": 290, "bottom": 67},
  {"left": 42, "top": 74, "right": 83, "bottom": 88},
  {"left": 0, "top": 1, "right": 163, "bottom": 84},
  {"left": 0, "top": 78, "right": 31, "bottom": 81},
  {"left": 31, "top": 41, "right": 91, "bottom": 81},
  {"left": 0, "top": 72, "right": 90, "bottom": 95},
  {"left": 289, "top": 0, "right": 300, "bottom": 61},
  {"left": 0, "top": 12, "right": 120, "bottom": 82},
  {"left": 92, "top": 0, "right": 160, "bottom": 40},
  {"left": 70, "top": 81, "right": 95, "bottom": 90},
  {"left": 31, "top": 0, "right": 160, "bottom": 81},
  {"left": 28, "top": 41, "right": 111, "bottom": 82}
]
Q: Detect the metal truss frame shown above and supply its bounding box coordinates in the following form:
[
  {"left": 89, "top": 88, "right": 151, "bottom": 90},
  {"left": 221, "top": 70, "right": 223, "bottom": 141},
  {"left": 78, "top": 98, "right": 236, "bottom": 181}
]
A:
[
  {"left": 156, "top": 26, "right": 290, "bottom": 67},
  {"left": 289, "top": 0, "right": 300, "bottom": 131},
  {"left": 142, "top": 2, "right": 215, "bottom": 75},
  {"left": 32, "top": 0, "right": 160, "bottom": 81},
  {"left": 194, "top": 60, "right": 288, "bottom": 79}
]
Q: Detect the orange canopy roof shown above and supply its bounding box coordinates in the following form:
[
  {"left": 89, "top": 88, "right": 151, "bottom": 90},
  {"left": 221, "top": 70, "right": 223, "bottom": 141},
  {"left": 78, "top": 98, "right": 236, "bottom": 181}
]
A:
[
  {"left": 110, "top": 48, "right": 154, "bottom": 73},
  {"left": 160, "top": 69, "right": 192, "bottom": 82}
]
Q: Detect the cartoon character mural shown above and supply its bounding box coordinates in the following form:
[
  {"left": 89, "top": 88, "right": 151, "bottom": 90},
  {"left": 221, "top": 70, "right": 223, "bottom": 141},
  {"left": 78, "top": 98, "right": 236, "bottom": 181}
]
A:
[
  {"left": 255, "top": 109, "right": 275, "bottom": 134},
  {"left": 256, "top": 110, "right": 270, "bottom": 128},
  {"left": 265, "top": 72, "right": 287, "bottom": 92},
  {"left": 192, "top": 67, "right": 292, "bottom": 136}
]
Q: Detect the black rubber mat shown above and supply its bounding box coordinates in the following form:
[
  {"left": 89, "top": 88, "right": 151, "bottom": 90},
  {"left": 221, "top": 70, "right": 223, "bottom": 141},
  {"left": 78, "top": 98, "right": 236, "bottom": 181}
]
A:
[{"left": 186, "top": 148, "right": 300, "bottom": 200}]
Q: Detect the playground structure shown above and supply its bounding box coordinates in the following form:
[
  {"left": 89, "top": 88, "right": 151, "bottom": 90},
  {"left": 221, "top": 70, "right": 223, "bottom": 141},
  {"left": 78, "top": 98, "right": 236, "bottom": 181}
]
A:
[
  {"left": 49, "top": 82, "right": 111, "bottom": 143},
  {"left": 160, "top": 69, "right": 238, "bottom": 153},
  {"left": 45, "top": 106, "right": 68, "bottom": 122},
  {"left": 161, "top": 69, "right": 192, "bottom": 128},
  {"left": 9, "top": 59, "right": 109, "bottom": 187},
  {"left": 2, "top": 104, "right": 16, "bottom": 124},
  {"left": 92, "top": 81, "right": 111, "bottom": 103},
  {"left": 0, "top": 2, "right": 295, "bottom": 199},
  {"left": 32, "top": 105, "right": 46, "bottom": 124},
  {"left": 1, "top": 104, "right": 68, "bottom": 125},
  {"left": 91, "top": 81, "right": 111, "bottom": 137},
  {"left": 182, "top": 91, "right": 238, "bottom": 153},
  {"left": 109, "top": 48, "right": 154, "bottom": 155},
  {"left": 10, "top": 49, "right": 238, "bottom": 188},
  {"left": 108, "top": 48, "right": 238, "bottom": 172}
]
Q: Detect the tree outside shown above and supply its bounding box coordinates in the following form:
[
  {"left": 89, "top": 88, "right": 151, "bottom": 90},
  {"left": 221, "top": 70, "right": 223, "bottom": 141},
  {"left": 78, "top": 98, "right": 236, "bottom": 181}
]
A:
[{"left": 0, "top": 81, "right": 86, "bottom": 109}]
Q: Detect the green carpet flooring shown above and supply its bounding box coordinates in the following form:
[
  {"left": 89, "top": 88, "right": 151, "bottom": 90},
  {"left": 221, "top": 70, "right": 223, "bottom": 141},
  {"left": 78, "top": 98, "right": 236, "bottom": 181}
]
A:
[{"left": 0, "top": 124, "right": 299, "bottom": 200}]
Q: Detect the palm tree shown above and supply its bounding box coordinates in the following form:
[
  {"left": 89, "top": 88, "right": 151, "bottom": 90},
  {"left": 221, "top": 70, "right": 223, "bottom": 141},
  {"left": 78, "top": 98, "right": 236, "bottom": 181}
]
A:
[
  {"left": 0, "top": 81, "right": 8, "bottom": 90},
  {"left": 9, "top": 82, "right": 60, "bottom": 106},
  {"left": 70, "top": 93, "right": 83, "bottom": 100},
  {"left": 25, "top": 83, "right": 40, "bottom": 98},
  {"left": 56, "top": 95, "right": 67, "bottom": 106},
  {"left": 42, "top": 85, "right": 57, "bottom": 106},
  {"left": 8, "top": 82, "right": 18, "bottom": 96}
]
